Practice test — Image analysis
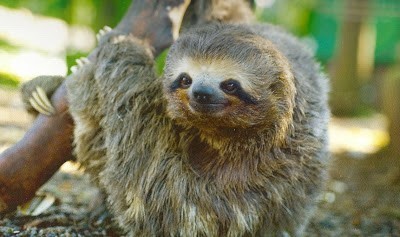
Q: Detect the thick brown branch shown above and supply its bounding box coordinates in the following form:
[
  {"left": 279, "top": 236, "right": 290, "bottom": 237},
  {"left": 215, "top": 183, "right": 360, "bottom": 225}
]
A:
[{"left": 0, "top": 84, "right": 73, "bottom": 212}]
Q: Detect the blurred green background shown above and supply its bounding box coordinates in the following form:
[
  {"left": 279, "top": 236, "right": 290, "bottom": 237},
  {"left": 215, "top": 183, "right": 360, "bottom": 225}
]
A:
[{"left": 0, "top": 0, "right": 399, "bottom": 155}]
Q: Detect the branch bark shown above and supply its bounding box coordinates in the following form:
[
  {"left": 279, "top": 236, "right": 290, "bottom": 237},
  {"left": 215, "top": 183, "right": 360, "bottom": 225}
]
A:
[{"left": 0, "top": 84, "right": 73, "bottom": 212}]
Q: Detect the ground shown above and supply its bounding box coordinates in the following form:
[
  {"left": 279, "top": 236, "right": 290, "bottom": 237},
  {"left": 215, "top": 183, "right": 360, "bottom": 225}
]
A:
[{"left": 1, "top": 87, "right": 399, "bottom": 236}]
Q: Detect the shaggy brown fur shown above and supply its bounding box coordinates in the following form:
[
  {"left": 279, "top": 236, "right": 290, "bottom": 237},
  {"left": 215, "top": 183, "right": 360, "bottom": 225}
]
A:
[
  {"left": 20, "top": 0, "right": 255, "bottom": 187},
  {"left": 64, "top": 22, "right": 329, "bottom": 237},
  {"left": 20, "top": 3, "right": 329, "bottom": 235}
]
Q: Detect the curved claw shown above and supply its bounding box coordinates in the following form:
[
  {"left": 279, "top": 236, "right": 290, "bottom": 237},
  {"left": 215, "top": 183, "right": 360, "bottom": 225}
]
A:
[
  {"left": 29, "top": 86, "right": 56, "bottom": 116},
  {"left": 81, "top": 57, "right": 90, "bottom": 64},
  {"left": 103, "top": 26, "right": 112, "bottom": 32},
  {"left": 96, "top": 25, "right": 112, "bottom": 42},
  {"left": 75, "top": 57, "right": 90, "bottom": 67},
  {"left": 71, "top": 57, "right": 90, "bottom": 74},
  {"left": 76, "top": 59, "right": 82, "bottom": 67},
  {"left": 70, "top": 65, "right": 78, "bottom": 73},
  {"left": 35, "top": 87, "right": 55, "bottom": 113}
]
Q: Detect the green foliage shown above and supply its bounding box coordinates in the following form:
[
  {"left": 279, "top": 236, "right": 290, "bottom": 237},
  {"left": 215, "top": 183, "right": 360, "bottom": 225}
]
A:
[
  {"left": 0, "top": 39, "right": 19, "bottom": 51},
  {"left": 308, "top": 3, "right": 338, "bottom": 62},
  {"left": 66, "top": 51, "right": 88, "bottom": 75},
  {"left": 1, "top": 0, "right": 70, "bottom": 21},
  {"left": 0, "top": 0, "right": 130, "bottom": 29},
  {"left": 257, "top": 0, "right": 400, "bottom": 64},
  {"left": 92, "top": 0, "right": 132, "bottom": 30},
  {"left": 155, "top": 49, "right": 169, "bottom": 76},
  {"left": 0, "top": 0, "right": 19, "bottom": 8},
  {"left": 256, "top": 0, "right": 317, "bottom": 36},
  {"left": 374, "top": 15, "right": 400, "bottom": 64},
  {"left": 0, "top": 72, "right": 20, "bottom": 89}
]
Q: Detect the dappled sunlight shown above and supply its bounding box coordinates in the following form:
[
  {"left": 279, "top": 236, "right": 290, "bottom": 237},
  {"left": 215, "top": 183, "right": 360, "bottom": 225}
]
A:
[
  {"left": 0, "top": 6, "right": 67, "bottom": 54},
  {"left": 0, "top": 6, "right": 95, "bottom": 81},
  {"left": 68, "top": 25, "right": 96, "bottom": 53},
  {"left": 329, "top": 114, "right": 389, "bottom": 155},
  {"left": 0, "top": 49, "right": 67, "bottom": 80}
]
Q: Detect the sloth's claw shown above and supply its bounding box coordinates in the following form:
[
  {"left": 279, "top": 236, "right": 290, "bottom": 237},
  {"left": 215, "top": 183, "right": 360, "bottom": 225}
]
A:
[
  {"left": 70, "top": 57, "right": 90, "bottom": 74},
  {"left": 70, "top": 65, "right": 78, "bottom": 73},
  {"left": 29, "top": 86, "right": 55, "bottom": 116},
  {"left": 75, "top": 57, "right": 89, "bottom": 68},
  {"left": 96, "top": 25, "right": 112, "bottom": 42}
]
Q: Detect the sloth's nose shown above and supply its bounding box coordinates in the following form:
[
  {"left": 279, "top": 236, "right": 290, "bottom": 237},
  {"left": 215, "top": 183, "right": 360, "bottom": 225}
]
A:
[
  {"left": 189, "top": 84, "right": 228, "bottom": 113},
  {"left": 192, "top": 86, "right": 214, "bottom": 104}
]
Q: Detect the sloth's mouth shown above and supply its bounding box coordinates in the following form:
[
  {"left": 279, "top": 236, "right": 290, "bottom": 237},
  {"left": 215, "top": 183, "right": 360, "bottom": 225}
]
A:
[{"left": 188, "top": 101, "right": 228, "bottom": 114}]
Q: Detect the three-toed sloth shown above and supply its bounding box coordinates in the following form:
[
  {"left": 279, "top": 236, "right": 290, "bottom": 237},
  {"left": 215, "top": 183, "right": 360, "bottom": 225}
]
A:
[{"left": 25, "top": 22, "right": 330, "bottom": 236}]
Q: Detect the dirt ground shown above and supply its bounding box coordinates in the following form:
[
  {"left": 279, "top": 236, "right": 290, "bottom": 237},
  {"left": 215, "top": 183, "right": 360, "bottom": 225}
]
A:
[{"left": 1, "top": 87, "right": 400, "bottom": 236}]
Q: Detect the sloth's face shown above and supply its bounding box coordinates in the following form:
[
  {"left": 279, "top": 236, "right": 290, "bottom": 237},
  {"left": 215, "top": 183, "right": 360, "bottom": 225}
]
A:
[
  {"left": 163, "top": 56, "right": 272, "bottom": 132},
  {"left": 163, "top": 24, "right": 296, "bottom": 136},
  {"left": 166, "top": 57, "right": 258, "bottom": 117}
]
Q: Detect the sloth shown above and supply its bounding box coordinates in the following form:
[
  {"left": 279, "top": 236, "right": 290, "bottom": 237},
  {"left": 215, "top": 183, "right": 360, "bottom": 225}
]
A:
[{"left": 23, "top": 23, "right": 329, "bottom": 236}]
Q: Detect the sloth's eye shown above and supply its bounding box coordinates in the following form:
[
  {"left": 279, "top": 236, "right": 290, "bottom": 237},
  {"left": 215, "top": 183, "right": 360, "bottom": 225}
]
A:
[
  {"left": 220, "top": 79, "right": 239, "bottom": 94},
  {"left": 178, "top": 73, "right": 192, "bottom": 89}
]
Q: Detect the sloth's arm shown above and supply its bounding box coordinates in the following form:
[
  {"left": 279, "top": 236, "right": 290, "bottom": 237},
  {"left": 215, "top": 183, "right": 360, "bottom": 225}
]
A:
[{"left": 0, "top": 0, "right": 191, "bottom": 213}]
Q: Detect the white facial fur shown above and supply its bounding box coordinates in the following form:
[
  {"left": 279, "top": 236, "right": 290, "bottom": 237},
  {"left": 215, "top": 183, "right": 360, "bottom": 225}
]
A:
[{"left": 169, "top": 56, "right": 259, "bottom": 99}]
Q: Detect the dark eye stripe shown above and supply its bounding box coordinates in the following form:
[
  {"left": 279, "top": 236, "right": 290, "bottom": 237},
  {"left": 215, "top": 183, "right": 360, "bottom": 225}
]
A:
[
  {"left": 220, "top": 79, "right": 257, "bottom": 105},
  {"left": 236, "top": 89, "right": 258, "bottom": 105}
]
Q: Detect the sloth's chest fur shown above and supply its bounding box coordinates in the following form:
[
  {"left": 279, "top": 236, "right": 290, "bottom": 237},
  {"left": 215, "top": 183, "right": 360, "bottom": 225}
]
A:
[
  {"left": 106, "top": 120, "right": 311, "bottom": 235},
  {"left": 122, "top": 135, "right": 271, "bottom": 235}
]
